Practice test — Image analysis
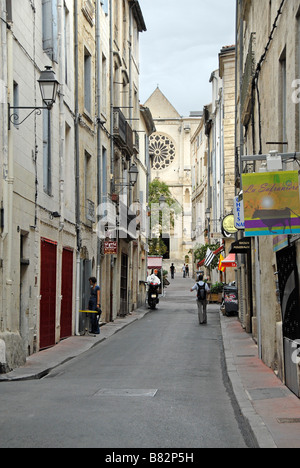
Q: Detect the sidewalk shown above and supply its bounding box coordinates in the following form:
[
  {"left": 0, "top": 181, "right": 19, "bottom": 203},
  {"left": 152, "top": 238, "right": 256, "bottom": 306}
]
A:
[
  {"left": 1, "top": 288, "right": 300, "bottom": 448},
  {"left": 0, "top": 307, "right": 151, "bottom": 382},
  {"left": 221, "top": 313, "right": 300, "bottom": 448}
]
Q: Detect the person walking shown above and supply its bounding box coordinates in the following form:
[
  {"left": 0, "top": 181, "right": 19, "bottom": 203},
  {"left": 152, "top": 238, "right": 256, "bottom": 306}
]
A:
[
  {"left": 190, "top": 274, "right": 210, "bottom": 325},
  {"left": 88, "top": 277, "right": 101, "bottom": 334},
  {"left": 182, "top": 264, "right": 186, "bottom": 278},
  {"left": 170, "top": 263, "right": 176, "bottom": 279}
]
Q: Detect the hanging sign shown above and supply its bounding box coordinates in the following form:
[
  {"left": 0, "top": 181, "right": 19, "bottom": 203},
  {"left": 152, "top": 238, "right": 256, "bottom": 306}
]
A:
[
  {"left": 222, "top": 214, "right": 238, "bottom": 237},
  {"left": 234, "top": 196, "right": 245, "bottom": 230},
  {"left": 242, "top": 171, "right": 300, "bottom": 237},
  {"left": 104, "top": 241, "right": 118, "bottom": 255}
]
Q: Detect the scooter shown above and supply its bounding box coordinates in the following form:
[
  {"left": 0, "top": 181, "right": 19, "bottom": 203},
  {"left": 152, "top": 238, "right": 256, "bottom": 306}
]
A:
[{"left": 148, "top": 282, "right": 160, "bottom": 309}]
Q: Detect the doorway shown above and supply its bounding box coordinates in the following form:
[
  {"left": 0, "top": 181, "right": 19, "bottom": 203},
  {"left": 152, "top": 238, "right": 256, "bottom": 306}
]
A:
[
  {"left": 60, "top": 248, "right": 73, "bottom": 339},
  {"left": 120, "top": 253, "right": 128, "bottom": 316},
  {"left": 40, "top": 239, "right": 57, "bottom": 349},
  {"left": 277, "top": 244, "right": 300, "bottom": 397}
]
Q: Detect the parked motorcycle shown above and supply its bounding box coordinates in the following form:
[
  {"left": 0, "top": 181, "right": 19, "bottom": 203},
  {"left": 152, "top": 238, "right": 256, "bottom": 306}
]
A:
[{"left": 148, "top": 282, "right": 160, "bottom": 309}]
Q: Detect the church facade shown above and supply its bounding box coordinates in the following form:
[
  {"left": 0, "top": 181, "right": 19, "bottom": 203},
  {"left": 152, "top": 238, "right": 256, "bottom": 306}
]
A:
[{"left": 144, "top": 88, "right": 201, "bottom": 265}]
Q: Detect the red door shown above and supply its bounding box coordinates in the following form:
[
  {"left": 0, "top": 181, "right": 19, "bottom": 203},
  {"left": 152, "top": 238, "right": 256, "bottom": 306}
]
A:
[
  {"left": 60, "top": 248, "right": 73, "bottom": 339},
  {"left": 40, "top": 239, "right": 57, "bottom": 349}
]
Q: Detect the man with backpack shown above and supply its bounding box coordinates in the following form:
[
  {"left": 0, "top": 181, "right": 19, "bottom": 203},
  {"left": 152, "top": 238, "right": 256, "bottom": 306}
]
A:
[{"left": 190, "top": 274, "right": 210, "bottom": 325}]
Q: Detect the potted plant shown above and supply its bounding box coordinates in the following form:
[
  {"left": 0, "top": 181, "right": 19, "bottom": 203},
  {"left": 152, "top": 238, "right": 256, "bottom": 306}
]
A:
[{"left": 209, "top": 282, "right": 224, "bottom": 303}]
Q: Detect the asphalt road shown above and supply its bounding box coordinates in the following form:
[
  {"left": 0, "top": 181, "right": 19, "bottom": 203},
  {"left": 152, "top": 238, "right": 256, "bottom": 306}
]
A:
[{"left": 0, "top": 275, "right": 256, "bottom": 449}]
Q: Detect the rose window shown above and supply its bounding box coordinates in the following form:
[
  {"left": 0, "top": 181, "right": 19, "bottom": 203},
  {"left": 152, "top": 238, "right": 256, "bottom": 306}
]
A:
[{"left": 149, "top": 134, "right": 176, "bottom": 170}]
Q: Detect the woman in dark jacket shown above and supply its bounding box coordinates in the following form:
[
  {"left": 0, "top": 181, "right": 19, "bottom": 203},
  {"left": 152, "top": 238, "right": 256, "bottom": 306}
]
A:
[{"left": 88, "top": 277, "right": 101, "bottom": 334}]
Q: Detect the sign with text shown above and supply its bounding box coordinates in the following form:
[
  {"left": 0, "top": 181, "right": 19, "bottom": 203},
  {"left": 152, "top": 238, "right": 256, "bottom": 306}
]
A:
[
  {"left": 242, "top": 171, "right": 300, "bottom": 237},
  {"left": 104, "top": 241, "right": 118, "bottom": 255},
  {"left": 234, "top": 196, "right": 245, "bottom": 230}
]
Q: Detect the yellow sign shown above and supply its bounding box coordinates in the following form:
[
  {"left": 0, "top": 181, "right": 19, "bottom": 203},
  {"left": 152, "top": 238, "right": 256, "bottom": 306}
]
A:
[{"left": 222, "top": 215, "right": 238, "bottom": 234}]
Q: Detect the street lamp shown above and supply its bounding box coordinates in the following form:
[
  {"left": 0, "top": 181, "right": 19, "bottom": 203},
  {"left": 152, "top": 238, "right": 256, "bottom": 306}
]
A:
[
  {"left": 159, "top": 195, "right": 166, "bottom": 209},
  {"left": 115, "top": 163, "right": 139, "bottom": 189},
  {"left": 8, "top": 66, "right": 59, "bottom": 129},
  {"left": 38, "top": 66, "right": 59, "bottom": 110},
  {"left": 128, "top": 163, "right": 139, "bottom": 187}
]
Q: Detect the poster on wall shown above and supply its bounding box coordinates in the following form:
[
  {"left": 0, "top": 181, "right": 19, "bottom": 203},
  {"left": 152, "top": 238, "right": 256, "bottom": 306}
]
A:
[{"left": 242, "top": 171, "right": 300, "bottom": 237}]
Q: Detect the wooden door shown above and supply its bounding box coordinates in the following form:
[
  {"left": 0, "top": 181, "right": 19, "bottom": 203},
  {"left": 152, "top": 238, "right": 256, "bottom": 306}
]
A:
[
  {"left": 60, "top": 248, "right": 73, "bottom": 339},
  {"left": 40, "top": 239, "right": 57, "bottom": 349}
]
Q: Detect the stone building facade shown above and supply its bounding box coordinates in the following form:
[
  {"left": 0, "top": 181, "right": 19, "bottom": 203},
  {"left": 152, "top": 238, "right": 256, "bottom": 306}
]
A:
[
  {"left": 0, "top": 0, "right": 152, "bottom": 372},
  {"left": 235, "top": 0, "right": 300, "bottom": 397},
  {"left": 191, "top": 45, "right": 236, "bottom": 284}
]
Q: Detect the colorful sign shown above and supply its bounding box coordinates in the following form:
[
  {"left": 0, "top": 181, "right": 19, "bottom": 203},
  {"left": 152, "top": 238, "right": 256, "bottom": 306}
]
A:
[{"left": 242, "top": 171, "right": 300, "bottom": 237}]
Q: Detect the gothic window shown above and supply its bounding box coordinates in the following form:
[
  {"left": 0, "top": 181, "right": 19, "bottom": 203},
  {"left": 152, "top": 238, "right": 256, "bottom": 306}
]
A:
[{"left": 149, "top": 133, "right": 176, "bottom": 171}]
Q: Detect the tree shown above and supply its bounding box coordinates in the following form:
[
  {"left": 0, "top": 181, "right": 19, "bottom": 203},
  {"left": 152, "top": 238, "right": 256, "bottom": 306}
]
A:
[{"left": 148, "top": 180, "right": 181, "bottom": 256}]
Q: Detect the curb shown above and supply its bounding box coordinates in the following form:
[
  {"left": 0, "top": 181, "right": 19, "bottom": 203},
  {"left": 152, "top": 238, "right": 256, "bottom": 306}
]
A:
[
  {"left": 0, "top": 306, "right": 151, "bottom": 382},
  {"left": 220, "top": 312, "right": 277, "bottom": 449}
]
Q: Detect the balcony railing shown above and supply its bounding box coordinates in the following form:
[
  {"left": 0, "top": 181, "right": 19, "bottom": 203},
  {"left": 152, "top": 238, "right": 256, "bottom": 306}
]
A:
[{"left": 113, "top": 107, "right": 134, "bottom": 159}]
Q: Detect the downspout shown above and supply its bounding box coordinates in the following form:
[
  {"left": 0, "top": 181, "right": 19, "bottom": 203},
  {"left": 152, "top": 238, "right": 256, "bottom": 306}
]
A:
[
  {"left": 96, "top": 0, "right": 102, "bottom": 287},
  {"left": 57, "top": 0, "right": 65, "bottom": 233},
  {"left": 74, "top": 0, "right": 81, "bottom": 335},
  {"left": 6, "top": 21, "right": 13, "bottom": 331},
  {"left": 109, "top": 0, "right": 114, "bottom": 192},
  {"left": 1, "top": 0, "right": 9, "bottom": 333}
]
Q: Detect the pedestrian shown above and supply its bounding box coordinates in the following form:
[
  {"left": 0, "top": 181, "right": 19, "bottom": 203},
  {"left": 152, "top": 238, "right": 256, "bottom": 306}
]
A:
[
  {"left": 170, "top": 263, "right": 176, "bottom": 279},
  {"left": 185, "top": 264, "right": 189, "bottom": 277},
  {"left": 190, "top": 274, "right": 210, "bottom": 325},
  {"left": 182, "top": 264, "right": 186, "bottom": 278},
  {"left": 88, "top": 277, "right": 101, "bottom": 334}
]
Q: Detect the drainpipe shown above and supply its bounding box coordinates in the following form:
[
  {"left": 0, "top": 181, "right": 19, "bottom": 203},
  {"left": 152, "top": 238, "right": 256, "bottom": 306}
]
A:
[
  {"left": 1, "top": 0, "right": 9, "bottom": 333},
  {"left": 109, "top": 0, "right": 114, "bottom": 192},
  {"left": 6, "top": 23, "right": 13, "bottom": 331},
  {"left": 96, "top": 0, "right": 102, "bottom": 288},
  {"left": 57, "top": 0, "right": 65, "bottom": 233},
  {"left": 74, "top": 0, "right": 81, "bottom": 335}
]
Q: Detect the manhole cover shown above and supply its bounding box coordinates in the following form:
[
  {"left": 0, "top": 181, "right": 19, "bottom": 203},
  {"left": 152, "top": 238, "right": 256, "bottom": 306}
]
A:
[
  {"left": 94, "top": 389, "right": 158, "bottom": 397},
  {"left": 247, "top": 387, "right": 289, "bottom": 401}
]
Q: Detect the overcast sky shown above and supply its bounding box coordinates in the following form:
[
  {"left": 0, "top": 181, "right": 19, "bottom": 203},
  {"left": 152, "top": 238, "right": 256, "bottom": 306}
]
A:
[{"left": 138, "top": 0, "right": 236, "bottom": 117}]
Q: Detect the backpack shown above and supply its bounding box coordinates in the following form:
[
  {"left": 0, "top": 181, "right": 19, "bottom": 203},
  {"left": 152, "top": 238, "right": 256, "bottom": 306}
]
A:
[{"left": 197, "top": 283, "right": 206, "bottom": 301}]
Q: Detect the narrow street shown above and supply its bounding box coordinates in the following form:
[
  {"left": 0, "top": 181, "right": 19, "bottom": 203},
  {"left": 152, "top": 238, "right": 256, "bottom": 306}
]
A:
[{"left": 0, "top": 275, "right": 256, "bottom": 449}]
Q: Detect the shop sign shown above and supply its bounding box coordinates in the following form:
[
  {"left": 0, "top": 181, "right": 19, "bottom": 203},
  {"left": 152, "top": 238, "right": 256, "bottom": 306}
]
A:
[
  {"left": 104, "top": 241, "right": 118, "bottom": 255},
  {"left": 242, "top": 171, "right": 300, "bottom": 237},
  {"left": 222, "top": 214, "right": 238, "bottom": 237},
  {"left": 234, "top": 196, "right": 245, "bottom": 230}
]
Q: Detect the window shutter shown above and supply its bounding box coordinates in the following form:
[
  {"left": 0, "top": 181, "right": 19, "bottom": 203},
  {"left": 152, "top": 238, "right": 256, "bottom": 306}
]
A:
[{"left": 42, "top": 0, "right": 58, "bottom": 63}]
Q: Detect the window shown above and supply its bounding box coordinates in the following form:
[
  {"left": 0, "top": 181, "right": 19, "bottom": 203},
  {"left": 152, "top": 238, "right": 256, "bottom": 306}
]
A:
[
  {"left": 85, "top": 151, "right": 95, "bottom": 221},
  {"left": 102, "top": 54, "right": 107, "bottom": 114},
  {"left": 42, "top": 0, "right": 58, "bottom": 63},
  {"left": 84, "top": 48, "right": 92, "bottom": 114},
  {"left": 43, "top": 109, "right": 52, "bottom": 195},
  {"left": 279, "top": 48, "right": 287, "bottom": 154},
  {"left": 102, "top": 146, "right": 107, "bottom": 202},
  {"left": 64, "top": 3, "right": 70, "bottom": 85},
  {"left": 64, "top": 123, "right": 72, "bottom": 209},
  {"left": 6, "top": 0, "right": 12, "bottom": 22}
]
